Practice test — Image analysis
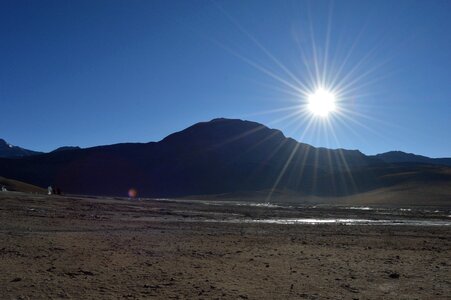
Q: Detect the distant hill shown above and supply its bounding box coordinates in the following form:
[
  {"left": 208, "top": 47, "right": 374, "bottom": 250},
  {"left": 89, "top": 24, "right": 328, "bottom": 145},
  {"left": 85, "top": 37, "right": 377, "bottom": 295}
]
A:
[
  {"left": 373, "top": 151, "right": 451, "bottom": 167},
  {"left": 51, "top": 146, "right": 81, "bottom": 153},
  {"left": 0, "top": 139, "right": 42, "bottom": 158},
  {"left": 190, "top": 166, "right": 451, "bottom": 206},
  {"left": 0, "top": 118, "right": 450, "bottom": 204},
  {"left": 0, "top": 176, "right": 46, "bottom": 194},
  {"left": 0, "top": 139, "right": 81, "bottom": 157}
]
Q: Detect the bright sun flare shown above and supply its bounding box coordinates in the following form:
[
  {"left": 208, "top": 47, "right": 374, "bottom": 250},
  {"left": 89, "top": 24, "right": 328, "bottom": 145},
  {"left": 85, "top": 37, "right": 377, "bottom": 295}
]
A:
[{"left": 307, "top": 89, "right": 336, "bottom": 117}]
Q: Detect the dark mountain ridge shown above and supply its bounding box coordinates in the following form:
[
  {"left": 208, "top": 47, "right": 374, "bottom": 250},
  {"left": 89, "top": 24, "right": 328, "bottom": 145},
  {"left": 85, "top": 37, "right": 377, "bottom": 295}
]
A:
[
  {"left": 0, "top": 118, "right": 450, "bottom": 200},
  {"left": 373, "top": 151, "right": 451, "bottom": 167},
  {"left": 51, "top": 146, "right": 81, "bottom": 153},
  {"left": 0, "top": 139, "right": 42, "bottom": 158}
]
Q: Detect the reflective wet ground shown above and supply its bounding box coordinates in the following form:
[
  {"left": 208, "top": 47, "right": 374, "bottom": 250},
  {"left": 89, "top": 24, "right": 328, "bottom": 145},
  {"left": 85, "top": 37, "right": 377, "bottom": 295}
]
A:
[
  {"left": 1, "top": 192, "right": 450, "bottom": 299},
  {"left": 153, "top": 198, "right": 451, "bottom": 226}
]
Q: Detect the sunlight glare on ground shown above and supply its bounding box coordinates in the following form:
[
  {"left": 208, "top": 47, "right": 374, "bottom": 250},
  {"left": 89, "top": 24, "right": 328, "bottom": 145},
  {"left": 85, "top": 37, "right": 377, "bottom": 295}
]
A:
[{"left": 307, "top": 89, "right": 336, "bottom": 117}]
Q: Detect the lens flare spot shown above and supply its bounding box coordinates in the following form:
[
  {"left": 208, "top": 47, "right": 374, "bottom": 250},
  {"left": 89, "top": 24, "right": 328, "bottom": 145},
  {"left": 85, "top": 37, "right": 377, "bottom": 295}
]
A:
[{"left": 128, "top": 188, "right": 138, "bottom": 198}]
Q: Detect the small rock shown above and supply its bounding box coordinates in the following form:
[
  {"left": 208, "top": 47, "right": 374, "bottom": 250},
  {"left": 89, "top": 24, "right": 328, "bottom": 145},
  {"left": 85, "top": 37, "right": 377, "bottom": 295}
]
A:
[
  {"left": 81, "top": 270, "right": 94, "bottom": 276},
  {"left": 144, "top": 284, "right": 160, "bottom": 289}
]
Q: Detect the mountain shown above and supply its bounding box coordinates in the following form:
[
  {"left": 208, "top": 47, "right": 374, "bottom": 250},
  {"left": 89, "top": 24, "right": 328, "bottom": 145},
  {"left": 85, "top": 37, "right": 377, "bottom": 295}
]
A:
[
  {"left": 0, "top": 139, "right": 42, "bottom": 158},
  {"left": 0, "top": 118, "right": 450, "bottom": 202},
  {"left": 51, "top": 146, "right": 81, "bottom": 153},
  {"left": 373, "top": 151, "right": 451, "bottom": 167}
]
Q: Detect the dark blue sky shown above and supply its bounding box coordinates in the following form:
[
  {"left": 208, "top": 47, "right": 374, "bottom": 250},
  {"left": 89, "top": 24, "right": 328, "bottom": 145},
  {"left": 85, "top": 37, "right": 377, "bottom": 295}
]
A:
[{"left": 1, "top": 0, "right": 450, "bottom": 157}]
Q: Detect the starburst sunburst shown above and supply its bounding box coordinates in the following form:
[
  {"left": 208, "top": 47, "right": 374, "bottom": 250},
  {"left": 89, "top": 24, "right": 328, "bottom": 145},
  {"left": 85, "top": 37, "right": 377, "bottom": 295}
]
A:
[{"left": 307, "top": 88, "right": 336, "bottom": 117}]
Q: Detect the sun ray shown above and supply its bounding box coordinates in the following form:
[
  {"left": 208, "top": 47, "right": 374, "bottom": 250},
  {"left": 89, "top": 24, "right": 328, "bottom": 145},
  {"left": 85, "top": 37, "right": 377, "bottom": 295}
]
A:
[
  {"left": 203, "top": 1, "right": 402, "bottom": 203},
  {"left": 324, "top": 117, "right": 358, "bottom": 195},
  {"left": 322, "top": 0, "right": 334, "bottom": 87},
  {"left": 265, "top": 113, "right": 318, "bottom": 202},
  {"left": 240, "top": 105, "right": 304, "bottom": 118},
  {"left": 213, "top": 1, "right": 310, "bottom": 91},
  {"left": 293, "top": 31, "right": 319, "bottom": 90},
  {"left": 213, "top": 41, "right": 306, "bottom": 95},
  {"left": 327, "top": 22, "right": 370, "bottom": 89}
]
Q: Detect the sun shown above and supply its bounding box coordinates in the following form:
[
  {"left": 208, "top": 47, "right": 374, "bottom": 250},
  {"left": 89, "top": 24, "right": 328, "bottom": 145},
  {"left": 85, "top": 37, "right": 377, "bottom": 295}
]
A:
[{"left": 307, "top": 88, "right": 336, "bottom": 117}]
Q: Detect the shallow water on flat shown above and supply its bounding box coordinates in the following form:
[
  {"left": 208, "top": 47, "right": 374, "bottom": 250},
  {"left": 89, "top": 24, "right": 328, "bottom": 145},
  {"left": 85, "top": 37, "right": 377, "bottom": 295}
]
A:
[
  {"left": 152, "top": 198, "right": 451, "bottom": 226},
  {"left": 225, "top": 218, "right": 451, "bottom": 226}
]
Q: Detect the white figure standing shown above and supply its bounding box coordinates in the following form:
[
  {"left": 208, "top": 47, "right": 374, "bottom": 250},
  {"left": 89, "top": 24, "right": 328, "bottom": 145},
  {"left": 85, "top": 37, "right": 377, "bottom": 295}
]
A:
[{"left": 48, "top": 186, "right": 53, "bottom": 195}]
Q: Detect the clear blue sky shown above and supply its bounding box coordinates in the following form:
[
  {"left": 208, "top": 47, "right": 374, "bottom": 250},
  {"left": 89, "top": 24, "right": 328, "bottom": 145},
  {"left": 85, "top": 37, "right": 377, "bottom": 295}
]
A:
[{"left": 1, "top": 0, "right": 450, "bottom": 157}]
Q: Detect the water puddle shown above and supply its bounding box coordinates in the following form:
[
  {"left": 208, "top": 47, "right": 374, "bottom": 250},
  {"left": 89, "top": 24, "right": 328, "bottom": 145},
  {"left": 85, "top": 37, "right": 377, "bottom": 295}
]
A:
[
  {"left": 222, "top": 218, "right": 451, "bottom": 226},
  {"left": 347, "top": 207, "right": 373, "bottom": 210}
]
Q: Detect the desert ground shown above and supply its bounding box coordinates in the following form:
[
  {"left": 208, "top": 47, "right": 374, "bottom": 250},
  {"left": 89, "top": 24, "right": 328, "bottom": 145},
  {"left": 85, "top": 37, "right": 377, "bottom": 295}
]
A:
[{"left": 0, "top": 192, "right": 449, "bottom": 299}]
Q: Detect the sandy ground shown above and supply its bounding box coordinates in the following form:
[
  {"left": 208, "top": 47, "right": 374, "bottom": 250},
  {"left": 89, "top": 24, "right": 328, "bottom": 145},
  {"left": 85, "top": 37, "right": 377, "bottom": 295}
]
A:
[{"left": 0, "top": 192, "right": 450, "bottom": 299}]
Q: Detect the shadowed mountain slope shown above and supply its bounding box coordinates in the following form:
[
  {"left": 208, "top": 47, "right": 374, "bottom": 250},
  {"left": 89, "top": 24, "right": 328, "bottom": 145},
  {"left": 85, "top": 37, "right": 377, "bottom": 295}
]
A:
[
  {"left": 51, "top": 146, "right": 81, "bottom": 153},
  {"left": 373, "top": 151, "right": 451, "bottom": 167},
  {"left": 0, "top": 176, "right": 46, "bottom": 194},
  {"left": 0, "top": 139, "right": 42, "bottom": 158},
  {"left": 0, "top": 118, "right": 450, "bottom": 200}
]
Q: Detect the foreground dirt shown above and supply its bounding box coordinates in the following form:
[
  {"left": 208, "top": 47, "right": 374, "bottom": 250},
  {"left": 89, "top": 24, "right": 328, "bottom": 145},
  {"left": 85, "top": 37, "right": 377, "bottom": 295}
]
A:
[{"left": 0, "top": 192, "right": 449, "bottom": 299}]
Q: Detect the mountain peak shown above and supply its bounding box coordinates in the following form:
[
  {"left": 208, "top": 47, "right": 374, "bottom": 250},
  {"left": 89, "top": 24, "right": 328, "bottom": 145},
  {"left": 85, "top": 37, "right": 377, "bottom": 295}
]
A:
[
  {"left": 51, "top": 146, "right": 81, "bottom": 153},
  {"left": 374, "top": 151, "right": 451, "bottom": 166},
  {"left": 209, "top": 117, "right": 233, "bottom": 122},
  {"left": 0, "top": 139, "right": 42, "bottom": 158},
  {"left": 161, "top": 118, "right": 286, "bottom": 146},
  {"left": 1, "top": 119, "right": 451, "bottom": 198}
]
